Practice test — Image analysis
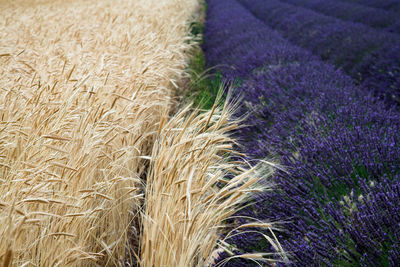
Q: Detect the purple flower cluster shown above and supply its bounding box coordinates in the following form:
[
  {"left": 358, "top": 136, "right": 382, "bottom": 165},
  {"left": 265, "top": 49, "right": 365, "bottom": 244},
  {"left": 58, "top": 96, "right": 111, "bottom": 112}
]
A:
[
  {"left": 387, "top": 20, "right": 400, "bottom": 33},
  {"left": 203, "top": 0, "right": 400, "bottom": 266},
  {"left": 281, "top": 0, "right": 400, "bottom": 33},
  {"left": 357, "top": 44, "right": 400, "bottom": 107},
  {"left": 234, "top": 63, "right": 400, "bottom": 266},
  {"left": 238, "top": 0, "right": 400, "bottom": 105},
  {"left": 202, "top": 5, "right": 312, "bottom": 81}
]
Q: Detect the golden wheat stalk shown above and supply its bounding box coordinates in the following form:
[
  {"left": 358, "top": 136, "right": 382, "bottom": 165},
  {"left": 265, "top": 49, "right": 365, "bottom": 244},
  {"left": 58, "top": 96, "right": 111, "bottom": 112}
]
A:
[
  {"left": 0, "top": 0, "right": 199, "bottom": 265},
  {"left": 140, "top": 91, "right": 285, "bottom": 266}
]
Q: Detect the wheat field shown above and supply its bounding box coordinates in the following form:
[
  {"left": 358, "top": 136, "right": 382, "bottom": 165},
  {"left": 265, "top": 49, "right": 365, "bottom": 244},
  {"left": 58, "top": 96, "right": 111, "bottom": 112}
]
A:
[{"left": 0, "top": 0, "right": 199, "bottom": 265}]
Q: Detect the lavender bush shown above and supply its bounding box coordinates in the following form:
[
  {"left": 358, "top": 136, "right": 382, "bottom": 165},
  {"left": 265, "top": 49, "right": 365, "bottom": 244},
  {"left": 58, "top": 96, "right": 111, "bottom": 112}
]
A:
[
  {"left": 281, "top": 0, "right": 400, "bottom": 33},
  {"left": 239, "top": 0, "right": 400, "bottom": 105},
  {"left": 340, "top": 0, "right": 400, "bottom": 13},
  {"left": 202, "top": 5, "right": 312, "bottom": 80},
  {"left": 203, "top": 0, "right": 400, "bottom": 266},
  {"left": 387, "top": 20, "right": 400, "bottom": 33}
]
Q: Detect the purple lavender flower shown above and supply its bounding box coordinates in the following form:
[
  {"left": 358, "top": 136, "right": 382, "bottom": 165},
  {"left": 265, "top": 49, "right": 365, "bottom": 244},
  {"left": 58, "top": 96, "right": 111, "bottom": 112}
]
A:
[
  {"left": 239, "top": 0, "right": 400, "bottom": 105},
  {"left": 281, "top": 0, "right": 400, "bottom": 33},
  {"left": 203, "top": 0, "right": 400, "bottom": 266},
  {"left": 340, "top": 0, "right": 400, "bottom": 13}
]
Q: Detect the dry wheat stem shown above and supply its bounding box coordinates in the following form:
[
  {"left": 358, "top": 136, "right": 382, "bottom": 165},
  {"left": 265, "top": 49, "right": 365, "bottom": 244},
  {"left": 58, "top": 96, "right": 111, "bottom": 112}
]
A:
[
  {"left": 140, "top": 93, "right": 285, "bottom": 266},
  {"left": 0, "top": 0, "right": 199, "bottom": 265}
]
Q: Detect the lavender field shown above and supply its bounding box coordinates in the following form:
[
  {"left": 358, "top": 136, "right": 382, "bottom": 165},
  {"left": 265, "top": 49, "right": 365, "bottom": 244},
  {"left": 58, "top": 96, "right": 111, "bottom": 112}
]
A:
[{"left": 203, "top": 0, "right": 400, "bottom": 266}]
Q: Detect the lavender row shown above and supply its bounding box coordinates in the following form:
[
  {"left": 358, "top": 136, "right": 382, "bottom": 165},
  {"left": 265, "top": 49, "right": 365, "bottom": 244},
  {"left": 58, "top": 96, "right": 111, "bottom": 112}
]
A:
[
  {"left": 232, "top": 61, "right": 400, "bottom": 266},
  {"left": 202, "top": 3, "right": 317, "bottom": 82},
  {"left": 340, "top": 0, "right": 400, "bottom": 13},
  {"left": 239, "top": 0, "right": 400, "bottom": 106},
  {"left": 280, "top": 0, "right": 400, "bottom": 33},
  {"left": 203, "top": 0, "right": 400, "bottom": 266}
]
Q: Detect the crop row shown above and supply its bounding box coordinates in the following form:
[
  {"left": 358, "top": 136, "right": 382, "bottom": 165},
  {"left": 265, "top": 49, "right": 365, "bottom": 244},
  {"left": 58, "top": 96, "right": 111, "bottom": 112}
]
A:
[
  {"left": 203, "top": 0, "right": 400, "bottom": 266},
  {"left": 341, "top": 0, "right": 400, "bottom": 13},
  {"left": 280, "top": 0, "right": 400, "bottom": 33},
  {"left": 239, "top": 0, "right": 400, "bottom": 106}
]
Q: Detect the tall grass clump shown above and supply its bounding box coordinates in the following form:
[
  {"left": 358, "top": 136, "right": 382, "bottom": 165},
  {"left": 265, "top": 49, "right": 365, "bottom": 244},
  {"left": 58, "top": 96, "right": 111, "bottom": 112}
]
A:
[
  {"left": 0, "top": 0, "right": 199, "bottom": 265},
  {"left": 140, "top": 92, "right": 286, "bottom": 266},
  {"left": 136, "top": 4, "right": 287, "bottom": 263}
]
